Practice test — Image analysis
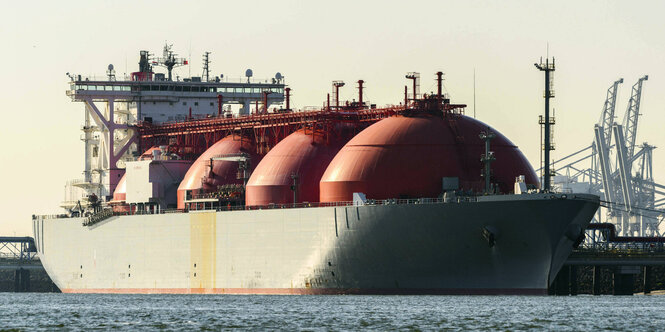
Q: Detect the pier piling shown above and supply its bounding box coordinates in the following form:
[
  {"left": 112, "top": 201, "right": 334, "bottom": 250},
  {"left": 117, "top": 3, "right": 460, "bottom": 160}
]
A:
[{"left": 592, "top": 266, "right": 602, "bottom": 295}]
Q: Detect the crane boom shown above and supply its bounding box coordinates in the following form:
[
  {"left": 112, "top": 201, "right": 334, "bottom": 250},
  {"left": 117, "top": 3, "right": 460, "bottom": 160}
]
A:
[
  {"left": 599, "top": 78, "right": 624, "bottom": 146},
  {"left": 594, "top": 125, "right": 615, "bottom": 204},
  {"left": 622, "top": 75, "right": 648, "bottom": 163}
]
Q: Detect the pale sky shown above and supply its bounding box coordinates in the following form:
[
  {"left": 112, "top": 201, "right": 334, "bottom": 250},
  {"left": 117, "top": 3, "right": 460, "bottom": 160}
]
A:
[{"left": 1, "top": 0, "right": 664, "bottom": 236}]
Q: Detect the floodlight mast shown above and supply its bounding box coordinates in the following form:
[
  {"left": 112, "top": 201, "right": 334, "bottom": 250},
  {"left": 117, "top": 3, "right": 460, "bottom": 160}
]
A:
[{"left": 534, "top": 57, "right": 555, "bottom": 191}]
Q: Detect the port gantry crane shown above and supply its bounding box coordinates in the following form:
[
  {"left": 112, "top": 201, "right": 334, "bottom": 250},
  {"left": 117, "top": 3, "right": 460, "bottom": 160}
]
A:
[{"left": 547, "top": 75, "right": 664, "bottom": 237}]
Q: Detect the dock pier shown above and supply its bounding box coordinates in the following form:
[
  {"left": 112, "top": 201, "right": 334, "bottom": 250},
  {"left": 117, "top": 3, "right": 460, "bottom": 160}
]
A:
[
  {"left": 0, "top": 237, "right": 58, "bottom": 292},
  {"left": 550, "top": 237, "right": 665, "bottom": 295}
]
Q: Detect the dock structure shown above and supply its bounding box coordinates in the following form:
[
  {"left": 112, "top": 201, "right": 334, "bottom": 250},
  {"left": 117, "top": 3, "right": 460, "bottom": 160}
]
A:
[
  {"left": 0, "top": 237, "right": 45, "bottom": 292},
  {"left": 551, "top": 223, "right": 665, "bottom": 295}
]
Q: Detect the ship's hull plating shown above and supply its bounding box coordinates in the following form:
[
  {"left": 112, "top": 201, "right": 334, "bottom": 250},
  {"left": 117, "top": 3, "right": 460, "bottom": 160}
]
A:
[{"left": 33, "top": 194, "right": 598, "bottom": 295}]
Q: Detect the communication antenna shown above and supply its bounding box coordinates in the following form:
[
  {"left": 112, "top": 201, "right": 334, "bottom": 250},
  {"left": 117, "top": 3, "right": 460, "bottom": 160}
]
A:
[
  {"left": 106, "top": 64, "right": 116, "bottom": 81},
  {"left": 152, "top": 43, "right": 188, "bottom": 81},
  {"left": 245, "top": 69, "right": 253, "bottom": 83},
  {"left": 202, "top": 51, "right": 211, "bottom": 82},
  {"left": 188, "top": 40, "right": 192, "bottom": 78}
]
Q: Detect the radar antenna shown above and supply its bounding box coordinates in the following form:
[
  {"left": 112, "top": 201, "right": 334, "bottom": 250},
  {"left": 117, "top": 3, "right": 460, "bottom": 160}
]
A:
[{"left": 152, "top": 43, "right": 188, "bottom": 81}]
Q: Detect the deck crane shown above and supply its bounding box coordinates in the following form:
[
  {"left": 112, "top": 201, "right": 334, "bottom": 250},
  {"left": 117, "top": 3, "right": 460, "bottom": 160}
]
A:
[{"left": 152, "top": 43, "right": 188, "bottom": 81}]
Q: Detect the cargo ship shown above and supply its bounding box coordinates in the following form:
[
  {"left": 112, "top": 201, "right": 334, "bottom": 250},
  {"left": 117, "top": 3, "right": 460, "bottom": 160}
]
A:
[{"left": 33, "top": 46, "right": 599, "bottom": 294}]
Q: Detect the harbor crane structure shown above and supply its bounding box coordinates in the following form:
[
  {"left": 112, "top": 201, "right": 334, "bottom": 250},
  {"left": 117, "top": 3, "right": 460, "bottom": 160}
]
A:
[{"left": 548, "top": 75, "right": 664, "bottom": 237}]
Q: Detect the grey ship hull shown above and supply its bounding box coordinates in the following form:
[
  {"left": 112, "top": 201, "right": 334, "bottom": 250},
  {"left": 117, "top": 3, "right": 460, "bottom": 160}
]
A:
[{"left": 33, "top": 193, "right": 598, "bottom": 294}]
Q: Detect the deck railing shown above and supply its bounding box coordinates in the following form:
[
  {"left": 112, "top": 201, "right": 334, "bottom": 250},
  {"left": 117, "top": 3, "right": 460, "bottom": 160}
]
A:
[{"left": 37, "top": 195, "right": 483, "bottom": 221}]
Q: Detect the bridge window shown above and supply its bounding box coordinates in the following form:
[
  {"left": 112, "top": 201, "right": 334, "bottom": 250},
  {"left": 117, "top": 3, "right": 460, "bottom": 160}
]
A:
[
  {"left": 175, "top": 86, "right": 183, "bottom": 92},
  {"left": 194, "top": 102, "right": 199, "bottom": 106}
]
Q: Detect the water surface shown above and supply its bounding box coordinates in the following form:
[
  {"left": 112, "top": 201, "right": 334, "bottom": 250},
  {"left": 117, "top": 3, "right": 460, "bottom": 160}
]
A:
[{"left": 1, "top": 293, "right": 664, "bottom": 331}]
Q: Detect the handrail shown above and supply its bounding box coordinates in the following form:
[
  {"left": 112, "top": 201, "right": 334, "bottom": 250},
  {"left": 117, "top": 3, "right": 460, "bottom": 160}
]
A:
[
  {"left": 83, "top": 209, "right": 114, "bottom": 226},
  {"left": 38, "top": 195, "right": 483, "bottom": 220},
  {"left": 69, "top": 74, "right": 285, "bottom": 85}
]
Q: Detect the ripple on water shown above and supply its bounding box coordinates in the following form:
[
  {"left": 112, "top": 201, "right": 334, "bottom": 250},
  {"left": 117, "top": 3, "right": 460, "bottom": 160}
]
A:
[{"left": 1, "top": 294, "right": 665, "bottom": 331}]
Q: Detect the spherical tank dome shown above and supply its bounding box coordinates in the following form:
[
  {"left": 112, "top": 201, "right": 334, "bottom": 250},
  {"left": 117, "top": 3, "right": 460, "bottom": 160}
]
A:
[
  {"left": 177, "top": 135, "right": 261, "bottom": 209},
  {"left": 245, "top": 129, "right": 347, "bottom": 206},
  {"left": 319, "top": 114, "right": 538, "bottom": 202}
]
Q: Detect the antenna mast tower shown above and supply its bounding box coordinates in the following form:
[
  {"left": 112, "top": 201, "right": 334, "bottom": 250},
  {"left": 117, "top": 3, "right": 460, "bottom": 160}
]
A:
[
  {"left": 152, "top": 43, "right": 188, "bottom": 81},
  {"left": 202, "top": 51, "right": 211, "bottom": 82},
  {"left": 535, "top": 57, "right": 556, "bottom": 191}
]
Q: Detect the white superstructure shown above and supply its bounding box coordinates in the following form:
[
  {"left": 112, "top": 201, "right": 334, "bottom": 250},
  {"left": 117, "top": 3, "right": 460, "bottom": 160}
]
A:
[{"left": 62, "top": 47, "right": 286, "bottom": 211}]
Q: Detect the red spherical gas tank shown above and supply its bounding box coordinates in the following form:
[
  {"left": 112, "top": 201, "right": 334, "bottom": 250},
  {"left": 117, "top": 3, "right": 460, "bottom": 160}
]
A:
[
  {"left": 245, "top": 129, "right": 347, "bottom": 206},
  {"left": 319, "top": 114, "right": 537, "bottom": 202},
  {"left": 177, "top": 135, "right": 261, "bottom": 209}
]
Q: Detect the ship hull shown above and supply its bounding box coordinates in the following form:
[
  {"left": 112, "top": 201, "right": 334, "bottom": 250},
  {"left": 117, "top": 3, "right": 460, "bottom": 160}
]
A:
[{"left": 33, "top": 193, "right": 598, "bottom": 295}]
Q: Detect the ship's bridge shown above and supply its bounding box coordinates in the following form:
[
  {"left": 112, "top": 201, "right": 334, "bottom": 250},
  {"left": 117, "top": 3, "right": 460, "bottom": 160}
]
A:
[
  {"left": 64, "top": 72, "right": 286, "bottom": 206},
  {"left": 66, "top": 75, "right": 286, "bottom": 123}
]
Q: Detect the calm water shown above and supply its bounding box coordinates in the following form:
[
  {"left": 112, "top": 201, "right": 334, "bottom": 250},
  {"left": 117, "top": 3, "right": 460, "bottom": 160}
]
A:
[{"left": 1, "top": 293, "right": 665, "bottom": 331}]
